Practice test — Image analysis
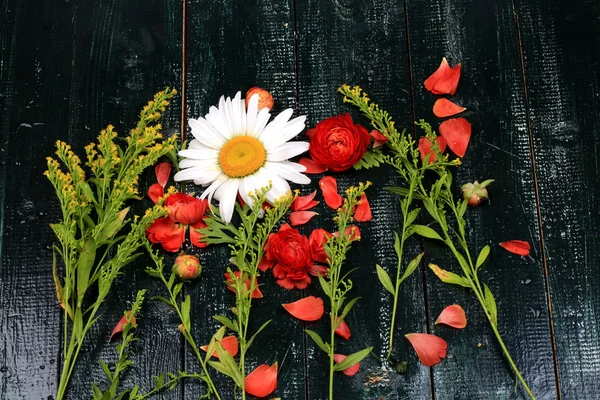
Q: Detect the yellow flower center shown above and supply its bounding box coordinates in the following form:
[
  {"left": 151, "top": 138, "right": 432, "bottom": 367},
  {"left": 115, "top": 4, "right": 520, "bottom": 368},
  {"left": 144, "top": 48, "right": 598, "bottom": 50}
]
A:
[{"left": 219, "top": 135, "right": 266, "bottom": 178}]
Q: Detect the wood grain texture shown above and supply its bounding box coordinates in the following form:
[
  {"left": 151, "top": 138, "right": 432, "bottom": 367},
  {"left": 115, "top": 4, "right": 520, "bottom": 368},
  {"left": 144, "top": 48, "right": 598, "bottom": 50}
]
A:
[
  {"left": 405, "top": 0, "right": 558, "bottom": 398},
  {"left": 65, "top": 1, "right": 184, "bottom": 399},
  {"left": 184, "top": 1, "right": 305, "bottom": 398},
  {"left": 0, "top": 1, "right": 74, "bottom": 398},
  {"left": 295, "top": 1, "right": 432, "bottom": 398},
  {"left": 515, "top": 0, "right": 600, "bottom": 397}
]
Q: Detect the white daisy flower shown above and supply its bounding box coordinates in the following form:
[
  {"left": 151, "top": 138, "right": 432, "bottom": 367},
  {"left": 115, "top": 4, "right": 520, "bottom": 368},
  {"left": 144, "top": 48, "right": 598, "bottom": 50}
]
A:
[{"left": 174, "top": 92, "right": 310, "bottom": 223}]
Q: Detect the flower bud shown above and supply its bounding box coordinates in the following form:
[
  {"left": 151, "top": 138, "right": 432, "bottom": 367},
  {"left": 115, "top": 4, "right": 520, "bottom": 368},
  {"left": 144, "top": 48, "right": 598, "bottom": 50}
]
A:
[
  {"left": 461, "top": 180, "right": 494, "bottom": 207},
  {"left": 173, "top": 254, "right": 202, "bottom": 280},
  {"left": 245, "top": 87, "right": 274, "bottom": 110}
]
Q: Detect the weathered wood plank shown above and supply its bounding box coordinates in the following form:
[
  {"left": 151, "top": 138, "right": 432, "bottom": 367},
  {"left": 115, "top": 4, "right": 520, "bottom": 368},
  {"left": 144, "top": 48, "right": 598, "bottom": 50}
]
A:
[
  {"left": 184, "top": 1, "right": 304, "bottom": 398},
  {"left": 0, "top": 1, "right": 74, "bottom": 398},
  {"left": 515, "top": 0, "right": 600, "bottom": 397},
  {"left": 295, "top": 1, "right": 432, "bottom": 398},
  {"left": 405, "top": 0, "right": 558, "bottom": 398}
]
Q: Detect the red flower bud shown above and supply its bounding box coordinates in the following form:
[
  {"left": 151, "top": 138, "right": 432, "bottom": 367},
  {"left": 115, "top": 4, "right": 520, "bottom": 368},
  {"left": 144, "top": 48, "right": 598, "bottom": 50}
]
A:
[
  {"left": 461, "top": 180, "right": 494, "bottom": 207},
  {"left": 245, "top": 87, "right": 274, "bottom": 110},
  {"left": 173, "top": 254, "right": 202, "bottom": 280}
]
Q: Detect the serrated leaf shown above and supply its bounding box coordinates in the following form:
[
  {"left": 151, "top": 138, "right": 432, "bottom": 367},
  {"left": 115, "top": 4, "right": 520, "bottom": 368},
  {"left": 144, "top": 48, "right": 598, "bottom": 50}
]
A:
[
  {"left": 376, "top": 265, "right": 395, "bottom": 296},
  {"left": 410, "top": 225, "right": 443, "bottom": 241},
  {"left": 429, "top": 264, "right": 471, "bottom": 288},
  {"left": 352, "top": 148, "right": 386, "bottom": 170},
  {"left": 484, "top": 284, "right": 498, "bottom": 326},
  {"left": 400, "top": 252, "right": 423, "bottom": 282},
  {"left": 305, "top": 329, "right": 329, "bottom": 353},
  {"left": 213, "top": 315, "right": 238, "bottom": 332},
  {"left": 334, "top": 347, "right": 372, "bottom": 371},
  {"left": 476, "top": 245, "right": 491, "bottom": 269}
]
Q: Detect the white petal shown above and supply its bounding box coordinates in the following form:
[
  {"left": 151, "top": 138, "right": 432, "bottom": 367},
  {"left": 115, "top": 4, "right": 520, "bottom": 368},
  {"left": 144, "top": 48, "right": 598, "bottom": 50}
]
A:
[
  {"left": 174, "top": 164, "right": 222, "bottom": 183},
  {"left": 258, "top": 108, "right": 293, "bottom": 142},
  {"left": 245, "top": 94, "right": 259, "bottom": 135},
  {"left": 200, "top": 174, "right": 228, "bottom": 204},
  {"left": 231, "top": 92, "right": 242, "bottom": 134},
  {"left": 238, "top": 177, "right": 255, "bottom": 207},
  {"left": 264, "top": 174, "right": 291, "bottom": 204},
  {"left": 206, "top": 106, "right": 233, "bottom": 140},
  {"left": 178, "top": 158, "right": 220, "bottom": 170},
  {"left": 250, "top": 107, "right": 271, "bottom": 137},
  {"left": 215, "top": 179, "right": 239, "bottom": 224},
  {"left": 218, "top": 96, "right": 234, "bottom": 133},
  {"left": 240, "top": 98, "right": 247, "bottom": 134},
  {"left": 266, "top": 141, "right": 309, "bottom": 162},
  {"left": 263, "top": 116, "right": 306, "bottom": 150},
  {"left": 179, "top": 148, "right": 219, "bottom": 160},
  {"left": 189, "top": 118, "right": 226, "bottom": 149},
  {"left": 264, "top": 161, "right": 311, "bottom": 185},
  {"left": 188, "top": 139, "right": 204, "bottom": 149}
]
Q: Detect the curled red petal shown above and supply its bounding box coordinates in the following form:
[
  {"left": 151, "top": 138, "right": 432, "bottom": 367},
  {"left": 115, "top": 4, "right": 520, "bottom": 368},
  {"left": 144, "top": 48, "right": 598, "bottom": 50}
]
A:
[
  {"left": 148, "top": 183, "right": 164, "bottom": 204},
  {"left": 244, "top": 363, "right": 278, "bottom": 398},
  {"left": 424, "top": 58, "right": 461, "bottom": 95},
  {"left": 405, "top": 333, "right": 448, "bottom": 367},
  {"left": 289, "top": 211, "right": 318, "bottom": 226},
  {"left": 225, "top": 271, "right": 263, "bottom": 299},
  {"left": 309, "top": 228, "right": 332, "bottom": 263},
  {"left": 110, "top": 311, "right": 135, "bottom": 341},
  {"left": 435, "top": 305, "right": 467, "bottom": 329},
  {"left": 433, "top": 98, "right": 466, "bottom": 118},
  {"left": 190, "top": 220, "right": 209, "bottom": 249},
  {"left": 370, "top": 130, "right": 388, "bottom": 148},
  {"left": 200, "top": 335, "right": 239, "bottom": 358},
  {"left": 283, "top": 296, "right": 324, "bottom": 321},
  {"left": 424, "top": 58, "right": 450, "bottom": 92},
  {"left": 155, "top": 162, "right": 172, "bottom": 188},
  {"left": 333, "top": 354, "right": 360, "bottom": 376},
  {"left": 439, "top": 118, "right": 471, "bottom": 157},
  {"left": 353, "top": 192, "right": 372, "bottom": 222},
  {"left": 334, "top": 319, "right": 351, "bottom": 340},
  {"left": 418, "top": 136, "right": 448, "bottom": 165},
  {"left": 258, "top": 256, "right": 276, "bottom": 272},
  {"left": 291, "top": 191, "right": 319, "bottom": 211},
  {"left": 299, "top": 157, "right": 327, "bottom": 174},
  {"left": 319, "top": 176, "right": 343, "bottom": 209},
  {"left": 499, "top": 240, "right": 531, "bottom": 256}
]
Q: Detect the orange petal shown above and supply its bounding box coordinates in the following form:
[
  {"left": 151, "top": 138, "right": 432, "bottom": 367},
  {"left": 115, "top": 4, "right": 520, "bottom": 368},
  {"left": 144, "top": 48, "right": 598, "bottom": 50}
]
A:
[
  {"left": 190, "top": 220, "right": 209, "bottom": 249},
  {"left": 333, "top": 354, "right": 360, "bottom": 376},
  {"left": 200, "top": 335, "right": 239, "bottom": 358},
  {"left": 291, "top": 191, "right": 319, "bottom": 211},
  {"left": 283, "top": 296, "right": 324, "bottom": 321},
  {"left": 418, "top": 136, "right": 448, "bottom": 165},
  {"left": 110, "top": 311, "right": 135, "bottom": 341},
  {"left": 435, "top": 305, "right": 467, "bottom": 329},
  {"left": 225, "top": 272, "right": 263, "bottom": 299},
  {"left": 245, "top": 362, "right": 278, "bottom": 397},
  {"left": 439, "top": 118, "right": 471, "bottom": 157},
  {"left": 405, "top": 333, "right": 448, "bottom": 366},
  {"left": 319, "top": 176, "right": 343, "bottom": 209},
  {"left": 155, "top": 162, "right": 172, "bottom": 188},
  {"left": 433, "top": 98, "right": 466, "bottom": 118},
  {"left": 299, "top": 157, "right": 327, "bottom": 174},
  {"left": 424, "top": 58, "right": 461, "bottom": 95},
  {"left": 499, "top": 240, "right": 531, "bottom": 256},
  {"left": 353, "top": 193, "right": 372, "bottom": 222},
  {"left": 370, "top": 130, "right": 388, "bottom": 148},
  {"left": 335, "top": 319, "right": 352, "bottom": 340},
  {"left": 290, "top": 211, "right": 318, "bottom": 226},
  {"left": 148, "top": 183, "right": 164, "bottom": 204}
]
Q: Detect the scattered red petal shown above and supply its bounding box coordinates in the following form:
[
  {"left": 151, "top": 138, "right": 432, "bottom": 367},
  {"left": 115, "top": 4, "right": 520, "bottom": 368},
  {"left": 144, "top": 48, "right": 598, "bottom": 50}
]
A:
[
  {"left": 146, "top": 218, "right": 186, "bottom": 252},
  {"left": 424, "top": 57, "right": 461, "bottom": 95},
  {"left": 225, "top": 271, "right": 263, "bottom": 299},
  {"left": 110, "top": 311, "right": 135, "bottom": 341},
  {"left": 148, "top": 183, "right": 165, "bottom": 204},
  {"left": 333, "top": 225, "right": 361, "bottom": 241},
  {"left": 291, "top": 191, "right": 319, "bottom": 211},
  {"left": 433, "top": 98, "right": 466, "bottom": 118},
  {"left": 306, "top": 128, "right": 317, "bottom": 140},
  {"left": 200, "top": 335, "right": 239, "bottom": 358},
  {"left": 299, "top": 157, "right": 327, "bottom": 174},
  {"left": 289, "top": 211, "right": 318, "bottom": 226},
  {"left": 435, "top": 305, "right": 467, "bottom": 329},
  {"left": 333, "top": 354, "right": 360, "bottom": 376},
  {"left": 319, "top": 176, "right": 343, "bottom": 209},
  {"left": 244, "top": 363, "right": 278, "bottom": 398},
  {"left": 499, "top": 240, "right": 531, "bottom": 256},
  {"left": 370, "top": 130, "right": 388, "bottom": 148},
  {"left": 439, "top": 118, "right": 471, "bottom": 157},
  {"left": 155, "top": 162, "right": 172, "bottom": 188},
  {"left": 309, "top": 228, "right": 332, "bottom": 264},
  {"left": 418, "top": 136, "right": 448, "bottom": 165},
  {"left": 405, "top": 333, "right": 448, "bottom": 366},
  {"left": 283, "top": 296, "right": 324, "bottom": 321},
  {"left": 190, "top": 219, "right": 208, "bottom": 249},
  {"left": 335, "top": 319, "right": 352, "bottom": 340},
  {"left": 353, "top": 193, "right": 372, "bottom": 222}
]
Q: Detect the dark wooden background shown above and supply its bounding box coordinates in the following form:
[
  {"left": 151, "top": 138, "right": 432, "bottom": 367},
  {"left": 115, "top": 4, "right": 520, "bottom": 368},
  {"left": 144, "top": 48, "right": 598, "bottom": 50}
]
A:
[{"left": 1, "top": 0, "right": 598, "bottom": 399}]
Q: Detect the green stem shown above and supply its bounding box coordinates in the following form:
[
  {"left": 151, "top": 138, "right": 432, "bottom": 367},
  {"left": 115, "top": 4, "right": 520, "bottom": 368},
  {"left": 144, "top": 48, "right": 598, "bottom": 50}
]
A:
[{"left": 329, "top": 309, "right": 336, "bottom": 400}]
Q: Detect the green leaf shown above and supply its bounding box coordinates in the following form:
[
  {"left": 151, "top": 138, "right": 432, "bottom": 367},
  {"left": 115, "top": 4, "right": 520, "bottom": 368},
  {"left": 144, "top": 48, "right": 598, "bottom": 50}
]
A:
[
  {"left": 73, "top": 308, "right": 83, "bottom": 340},
  {"left": 99, "top": 359, "right": 112, "bottom": 379},
  {"left": 205, "top": 326, "right": 227, "bottom": 363},
  {"left": 385, "top": 186, "right": 424, "bottom": 200},
  {"left": 338, "top": 297, "right": 361, "bottom": 323},
  {"left": 151, "top": 296, "right": 173, "bottom": 307},
  {"left": 317, "top": 273, "right": 331, "bottom": 296},
  {"left": 484, "top": 284, "right": 498, "bottom": 326},
  {"left": 246, "top": 319, "right": 272, "bottom": 348},
  {"left": 181, "top": 295, "right": 191, "bottom": 326},
  {"left": 99, "top": 207, "right": 129, "bottom": 240},
  {"left": 215, "top": 345, "right": 243, "bottom": 388},
  {"left": 376, "top": 264, "right": 395, "bottom": 296},
  {"left": 405, "top": 208, "right": 420, "bottom": 227},
  {"left": 428, "top": 264, "right": 471, "bottom": 288},
  {"left": 208, "top": 360, "right": 236, "bottom": 381},
  {"left": 479, "top": 179, "right": 495, "bottom": 188},
  {"left": 213, "top": 315, "right": 238, "bottom": 332},
  {"left": 173, "top": 282, "right": 183, "bottom": 298},
  {"left": 476, "top": 245, "right": 491, "bottom": 270},
  {"left": 77, "top": 237, "right": 96, "bottom": 297},
  {"left": 458, "top": 198, "right": 469, "bottom": 217},
  {"left": 352, "top": 148, "right": 386, "bottom": 170},
  {"left": 334, "top": 347, "right": 373, "bottom": 371},
  {"left": 422, "top": 199, "right": 438, "bottom": 220},
  {"left": 400, "top": 252, "right": 423, "bottom": 282},
  {"left": 305, "top": 329, "right": 329, "bottom": 353},
  {"left": 410, "top": 225, "right": 443, "bottom": 241}
]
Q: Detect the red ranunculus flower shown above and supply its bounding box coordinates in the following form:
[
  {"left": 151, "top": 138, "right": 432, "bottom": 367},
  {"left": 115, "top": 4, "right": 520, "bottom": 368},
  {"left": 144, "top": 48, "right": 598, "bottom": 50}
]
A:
[
  {"left": 307, "top": 113, "right": 370, "bottom": 172},
  {"left": 165, "top": 193, "right": 207, "bottom": 225},
  {"left": 146, "top": 218, "right": 186, "bottom": 252},
  {"left": 264, "top": 225, "right": 326, "bottom": 290}
]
